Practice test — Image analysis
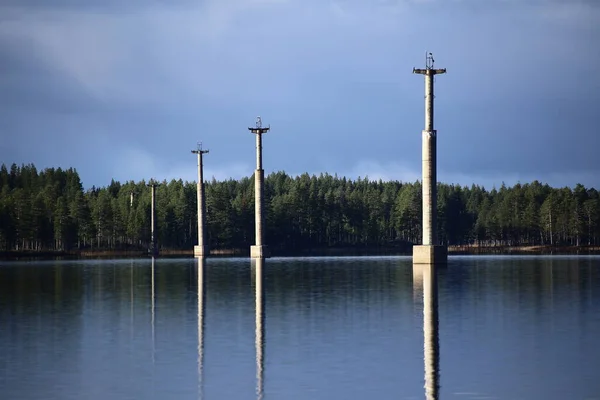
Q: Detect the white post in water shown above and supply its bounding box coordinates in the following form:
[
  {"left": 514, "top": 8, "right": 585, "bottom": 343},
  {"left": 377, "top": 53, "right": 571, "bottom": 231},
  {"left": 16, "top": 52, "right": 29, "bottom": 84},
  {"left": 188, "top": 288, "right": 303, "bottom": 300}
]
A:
[
  {"left": 148, "top": 181, "right": 158, "bottom": 256},
  {"left": 192, "top": 143, "right": 210, "bottom": 258},
  {"left": 413, "top": 52, "right": 448, "bottom": 265},
  {"left": 248, "top": 116, "right": 271, "bottom": 258}
]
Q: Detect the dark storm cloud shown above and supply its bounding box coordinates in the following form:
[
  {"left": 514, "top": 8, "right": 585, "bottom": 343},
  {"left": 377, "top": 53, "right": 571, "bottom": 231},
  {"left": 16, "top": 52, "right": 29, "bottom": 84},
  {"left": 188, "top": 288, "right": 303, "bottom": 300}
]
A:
[
  {"left": 0, "top": 37, "right": 109, "bottom": 115},
  {"left": 435, "top": 97, "right": 600, "bottom": 188}
]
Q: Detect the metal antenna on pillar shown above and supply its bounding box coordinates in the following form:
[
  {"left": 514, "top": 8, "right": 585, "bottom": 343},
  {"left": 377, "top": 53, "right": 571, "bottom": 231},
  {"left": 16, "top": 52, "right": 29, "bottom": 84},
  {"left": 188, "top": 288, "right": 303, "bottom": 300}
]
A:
[
  {"left": 191, "top": 142, "right": 209, "bottom": 156},
  {"left": 426, "top": 52, "right": 435, "bottom": 69},
  {"left": 249, "top": 116, "right": 270, "bottom": 134},
  {"left": 414, "top": 52, "right": 445, "bottom": 76}
]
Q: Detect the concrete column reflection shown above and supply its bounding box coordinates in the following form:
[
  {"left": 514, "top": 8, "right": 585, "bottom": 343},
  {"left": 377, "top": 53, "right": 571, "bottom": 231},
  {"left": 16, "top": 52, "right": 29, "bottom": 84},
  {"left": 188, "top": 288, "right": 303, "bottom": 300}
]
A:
[
  {"left": 151, "top": 257, "right": 156, "bottom": 366},
  {"left": 131, "top": 261, "right": 134, "bottom": 340},
  {"left": 253, "top": 258, "right": 265, "bottom": 400},
  {"left": 413, "top": 264, "right": 424, "bottom": 302},
  {"left": 413, "top": 264, "right": 439, "bottom": 400},
  {"left": 197, "top": 258, "right": 206, "bottom": 400}
]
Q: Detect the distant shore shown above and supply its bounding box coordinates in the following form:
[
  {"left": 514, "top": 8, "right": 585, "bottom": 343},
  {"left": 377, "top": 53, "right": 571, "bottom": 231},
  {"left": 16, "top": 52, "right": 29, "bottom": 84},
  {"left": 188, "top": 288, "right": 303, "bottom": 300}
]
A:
[
  {"left": 447, "top": 245, "right": 600, "bottom": 255},
  {"left": 1, "top": 245, "right": 600, "bottom": 260}
]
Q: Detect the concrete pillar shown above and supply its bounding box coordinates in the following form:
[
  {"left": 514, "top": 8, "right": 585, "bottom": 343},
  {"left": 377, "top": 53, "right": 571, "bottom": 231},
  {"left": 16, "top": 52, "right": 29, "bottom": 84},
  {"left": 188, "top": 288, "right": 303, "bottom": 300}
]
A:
[
  {"left": 425, "top": 71, "right": 434, "bottom": 131},
  {"left": 413, "top": 58, "right": 447, "bottom": 264},
  {"left": 254, "top": 258, "right": 265, "bottom": 399},
  {"left": 422, "top": 72, "right": 438, "bottom": 248},
  {"left": 422, "top": 129, "right": 436, "bottom": 246},
  {"left": 249, "top": 119, "right": 270, "bottom": 258},
  {"left": 194, "top": 150, "right": 209, "bottom": 257},
  {"left": 150, "top": 184, "right": 158, "bottom": 256},
  {"left": 151, "top": 184, "right": 155, "bottom": 248},
  {"left": 255, "top": 133, "right": 263, "bottom": 247},
  {"left": 422, "top": 72, "right": 436, "bottom": 247},
  {"left": 256, "top": 130, "right": 263, "bottom": 171}
]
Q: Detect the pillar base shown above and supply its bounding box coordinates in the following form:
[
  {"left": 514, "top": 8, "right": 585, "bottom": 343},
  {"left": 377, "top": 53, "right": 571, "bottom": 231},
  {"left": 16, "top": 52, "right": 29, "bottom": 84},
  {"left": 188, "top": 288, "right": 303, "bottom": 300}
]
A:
[
  {"left": 413, "top": 245, "right": 447, "bottom": 265},
  {"left": 251, "top": 245, "right": 271, "bottom": 259},
  {"left": 194, "top": 245, "right": 209, "bottom": 258}
]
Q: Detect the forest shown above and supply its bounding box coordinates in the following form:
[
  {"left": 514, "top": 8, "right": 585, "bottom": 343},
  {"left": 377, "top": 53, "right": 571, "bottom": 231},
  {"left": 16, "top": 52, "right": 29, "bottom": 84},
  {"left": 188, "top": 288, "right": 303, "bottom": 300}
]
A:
[{"left": 0, "top": 163, "right": 599, "bottom": 253}]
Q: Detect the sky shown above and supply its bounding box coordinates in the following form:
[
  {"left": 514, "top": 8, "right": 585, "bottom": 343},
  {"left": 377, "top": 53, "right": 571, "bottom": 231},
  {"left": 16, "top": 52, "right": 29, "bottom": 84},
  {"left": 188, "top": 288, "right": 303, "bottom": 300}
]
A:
[{"left": 0, "top": 0, "right": 599, "bottom": 190}]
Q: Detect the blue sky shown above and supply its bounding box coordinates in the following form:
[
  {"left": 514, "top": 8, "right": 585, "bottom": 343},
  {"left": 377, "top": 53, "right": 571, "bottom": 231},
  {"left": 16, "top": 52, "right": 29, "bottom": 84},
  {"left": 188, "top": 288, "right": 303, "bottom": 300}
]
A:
[{"left": 1, "top": 0, "right": 599, "bottom": 189}]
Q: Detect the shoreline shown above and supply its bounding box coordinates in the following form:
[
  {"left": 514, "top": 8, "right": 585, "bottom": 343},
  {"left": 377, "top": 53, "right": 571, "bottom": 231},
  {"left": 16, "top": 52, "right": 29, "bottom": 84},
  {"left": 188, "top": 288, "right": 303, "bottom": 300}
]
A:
[{"left": 1, "top": 245, "right": 600, "bottom": 260}]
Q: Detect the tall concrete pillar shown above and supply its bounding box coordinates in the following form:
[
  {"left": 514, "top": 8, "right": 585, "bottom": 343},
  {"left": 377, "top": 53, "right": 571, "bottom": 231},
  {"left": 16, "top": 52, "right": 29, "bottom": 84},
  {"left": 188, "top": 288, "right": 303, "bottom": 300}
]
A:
[
  {"left": 148, "top": 182, "right": 158, "bottom": 256},
  {"left": 192, "top": 144, "right": 210, "bottom": 257},
  {"left": 422, "top": 71, "right": 436, "bottom": 247},
  {"left": 249, "top": 117, "right": 271, "bottom": 258},
  {"left": 255, "top": 133, "right": 264, "bottom": 247},
  {"left": 413, "top": 53, "right": 447, "bottom": 265},
  {"left": 253, "top": 258, "right": 265, "bottom": 399}
]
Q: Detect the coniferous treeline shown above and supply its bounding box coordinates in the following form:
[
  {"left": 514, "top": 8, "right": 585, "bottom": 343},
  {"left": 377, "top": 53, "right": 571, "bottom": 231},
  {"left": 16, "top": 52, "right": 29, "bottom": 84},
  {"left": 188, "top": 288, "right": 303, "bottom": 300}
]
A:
[{"left": 1, "top": 163, "right": 599, "bottom": 252}]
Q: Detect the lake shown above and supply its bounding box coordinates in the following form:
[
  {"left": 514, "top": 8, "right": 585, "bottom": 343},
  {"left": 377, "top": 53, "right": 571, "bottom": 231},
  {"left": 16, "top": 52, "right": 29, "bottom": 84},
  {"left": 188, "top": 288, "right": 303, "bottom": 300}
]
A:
[{"left": 1, "top": 256, "right": 599, "bottom": 399}]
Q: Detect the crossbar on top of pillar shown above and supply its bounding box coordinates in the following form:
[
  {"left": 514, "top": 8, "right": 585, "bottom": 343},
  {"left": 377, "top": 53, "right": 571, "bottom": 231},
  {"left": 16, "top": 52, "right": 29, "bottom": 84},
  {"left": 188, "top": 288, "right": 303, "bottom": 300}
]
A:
[
  {"left": 413, "top": 68, "right": 446, "bottom": 75},
  {"left": 248, "top": 116, "right": 270, "bottom": 135},
  {"left": 413, "top": 52, "right": 447, "bottom": 76},
  {"left": 191, "top": 141, "right": 210, "bottom": 156}
]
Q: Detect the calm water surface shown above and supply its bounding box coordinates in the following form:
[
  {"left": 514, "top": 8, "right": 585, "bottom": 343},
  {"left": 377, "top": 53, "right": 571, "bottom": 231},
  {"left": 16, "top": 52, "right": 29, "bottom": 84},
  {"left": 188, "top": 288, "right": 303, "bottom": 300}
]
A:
[{"left": 1, "top": 256, "right": 599, "bottom": 399}]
